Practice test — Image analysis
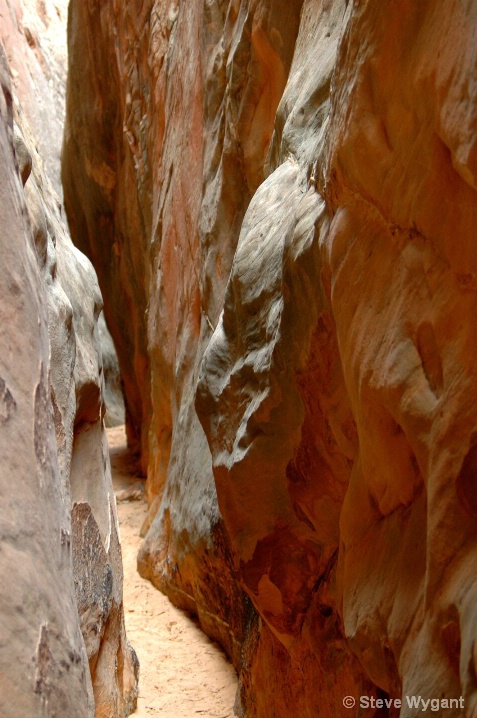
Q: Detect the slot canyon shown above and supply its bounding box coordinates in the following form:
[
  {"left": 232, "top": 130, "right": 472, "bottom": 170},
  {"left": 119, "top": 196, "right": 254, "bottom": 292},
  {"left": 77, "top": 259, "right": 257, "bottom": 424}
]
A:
[{"left": 1, "top": 1, "right": 477, "bottom": 717}]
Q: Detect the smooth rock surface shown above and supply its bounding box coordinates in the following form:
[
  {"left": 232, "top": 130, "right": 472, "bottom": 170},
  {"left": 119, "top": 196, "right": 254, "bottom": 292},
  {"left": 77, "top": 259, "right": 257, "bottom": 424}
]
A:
[
  {"left": 197, "top": 6, "right": 374, "bottom": 706},
  {"left": 321, "top": 1, "right": 477, "bottom": 712},
  {"left": 63, "top": 0, "right": 477, "bottom": 715},
  {"left": 63, "top": 0, "right": 305, "bottom": 676},
  {"left": 99, "top": 312, "right": 126, "bottom": 428},
  {"left": 202, "top": 0, "right": 477, "bottom": 713},
  {"left": 0, "top": 12, "right": 138, "bottom": 715},
  {"left": 0, "top": 44, "right": 94, "bottom": 718}
]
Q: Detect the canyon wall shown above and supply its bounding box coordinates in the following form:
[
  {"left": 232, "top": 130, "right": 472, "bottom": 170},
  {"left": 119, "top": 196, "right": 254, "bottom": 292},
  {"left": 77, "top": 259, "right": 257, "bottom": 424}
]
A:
[
  {"left": 63, "top": 0, "right": 306, "bottom": 665},
  {"left": 320, "top": 0, "right": 477, "bottom": 710},
  {"left": 0, "top": 3, "right": 138, "bottom": 714},
  {"left": 0, "top": 46, "right": 93, "bottom": 718},
  {"left": 0, "top": 0, "right": 67, "bottom": 196},
  {"left": 0, "top": 0, "right": 125, "bottom": 427},
  {"left": 63, "top": 0, "right": 477, "bottom": 715}
]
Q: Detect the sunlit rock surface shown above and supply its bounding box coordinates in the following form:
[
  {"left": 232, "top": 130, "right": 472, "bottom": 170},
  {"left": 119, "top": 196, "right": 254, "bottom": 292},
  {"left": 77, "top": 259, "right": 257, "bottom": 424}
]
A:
[{"left": 63, "top": 0, "right": 477, "bottom": 715}]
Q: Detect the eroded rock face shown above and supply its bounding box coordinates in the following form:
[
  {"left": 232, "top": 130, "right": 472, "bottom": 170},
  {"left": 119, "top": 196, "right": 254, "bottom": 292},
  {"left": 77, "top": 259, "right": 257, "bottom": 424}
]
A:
[
  {"left": 196, "top": 5, "right": 375, "bottom": 712},
  {"left": 0, "top": 46, "right": 94, "bottom": 718},
  {"left": 63, "top": 0, "right": 477, "bottom": 715},
  {"left": 18, "top": 108, "right": 137, "bottom": 718},
  {"left": 321, "top": 0, "right": 477, "bottom": 711},
  {"left": 63, "top": 0, "right": 304, "bottom": 668},
  {"left": 201, "top": 0, "right": 477, "bottom": 713},
  {"left": 63, "top": 0, "right": 151, "bottom": 462},
  {"left": 0, "top": 0, "right": 126, "bottom": 425},
  {"left": 0, "top": 0, "right": 68, "bottom": 197},
  {"left": 0, "top": 20, "right": 138, "bottom": 718}
]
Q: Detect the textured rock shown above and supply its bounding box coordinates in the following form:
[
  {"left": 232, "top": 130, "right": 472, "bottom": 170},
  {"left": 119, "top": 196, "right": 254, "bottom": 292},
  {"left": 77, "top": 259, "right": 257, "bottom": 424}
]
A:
[
  {"left": 201, "top": 0, "right": 477, "bottom": 713},
  {"left": 63, "top": 0, "right": 304, "bottom": 668},
  {"left": 0, "top": 0, "right": 126, "bottom": 432},
  {"left": 321, "top": 0, "right": 477, "bottom": 712},
  {"left": 0, "top": 14, "right": 138, "bottom": 717},
  {"left": 0, "top": 45, "right": 94, "bottom": 718},
  {"left": 0, "top": 0, "right": 68, "bottom": 197},
  {"left": 98, "top": 313, "right": 126, "bottom": 428},
  {"left": 13, "top": 100, "right": 138, "bottom": 717},
  {"left": 63, "top": 0, "right": 477, "bottom": 715},
  {"left": 197, "top": 6, "right": 373, "bottom": 710},
  {"left": 63, "top": 0, "right": 151, "bottom": 462},
  {"left": 25, "top": 114, "right": 137, "bottom": 718}
]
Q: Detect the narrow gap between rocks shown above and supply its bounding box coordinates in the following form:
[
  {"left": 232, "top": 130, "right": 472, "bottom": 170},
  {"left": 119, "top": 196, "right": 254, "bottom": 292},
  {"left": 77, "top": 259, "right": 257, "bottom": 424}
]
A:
[{"left": 108, "top": 425, "right": 238, "bottom": 718}]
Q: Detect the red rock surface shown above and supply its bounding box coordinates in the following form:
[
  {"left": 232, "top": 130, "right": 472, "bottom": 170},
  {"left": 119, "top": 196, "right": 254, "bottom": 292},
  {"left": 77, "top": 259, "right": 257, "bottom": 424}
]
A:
[
  {"left": 321, "top": 1, "right": 477, "bottom": 711},
  {"left": 63, "top": 0, "right": 304, "bottom": 671},
  {"left": 63, "top": 0, "right": 477, "bottom": 715}
]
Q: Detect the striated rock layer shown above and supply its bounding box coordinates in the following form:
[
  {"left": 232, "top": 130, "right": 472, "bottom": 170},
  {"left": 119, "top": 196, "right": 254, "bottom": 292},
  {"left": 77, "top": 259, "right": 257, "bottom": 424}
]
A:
[
  {"left": 63, "top": 0, "right": 477, "bottom": 715},
  {"left": 0, "top": 8, "right": 138, "bottom": 716}
]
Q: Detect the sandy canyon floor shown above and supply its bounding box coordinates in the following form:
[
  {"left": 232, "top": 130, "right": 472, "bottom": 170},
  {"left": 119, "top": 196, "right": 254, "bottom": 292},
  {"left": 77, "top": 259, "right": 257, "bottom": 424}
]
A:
[{"left": 108, "top": 426, "right": 238, "bottom": 718}]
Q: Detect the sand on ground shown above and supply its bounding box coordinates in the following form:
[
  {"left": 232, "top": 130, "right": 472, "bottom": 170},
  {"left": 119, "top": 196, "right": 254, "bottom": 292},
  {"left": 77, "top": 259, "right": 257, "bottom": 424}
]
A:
[{"left": 108, "top": 425, "right": 238, "bottom": 718}]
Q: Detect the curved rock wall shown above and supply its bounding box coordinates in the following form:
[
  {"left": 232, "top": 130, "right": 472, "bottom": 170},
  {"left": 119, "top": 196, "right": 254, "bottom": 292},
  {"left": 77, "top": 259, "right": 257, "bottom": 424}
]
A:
[
  {"left": 0, "top": 47, "right": 94, "bottom": 718},
  {"left": 197, "top": 3, "right": 377, "bottom": 712},
  {"left": 62, "top": 0, "right": 152, "bottom": 462},
  {"left": 321, "top": 0, "right": 477, "bottom": 709},
  {"left": 0, "top": 6, "right": 138, "bottom": 714},
  {"left": 0, "top": 0, "right": 125, "bottom": 426},
  {"left": 63, "top": 0, "right": 477, "bottom": 715},
  {"left": 16, "top": 90, "right": 137, "bottom": 718},
  {"left": 63, "top": 0, "right": 305, "bottom": 667}
]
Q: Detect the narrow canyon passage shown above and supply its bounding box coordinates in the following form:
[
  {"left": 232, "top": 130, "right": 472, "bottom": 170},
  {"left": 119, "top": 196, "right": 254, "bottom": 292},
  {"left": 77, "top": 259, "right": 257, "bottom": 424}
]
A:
[
  {"left": 108, "top": 426, "right": 238, "bottom": 718},
  {"left": 2, "top": 1, "right": 477, "bottom": 715}
]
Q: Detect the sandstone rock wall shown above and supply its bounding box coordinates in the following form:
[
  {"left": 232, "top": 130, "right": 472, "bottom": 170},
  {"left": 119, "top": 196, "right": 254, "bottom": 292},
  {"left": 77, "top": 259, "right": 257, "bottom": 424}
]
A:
[
  {"left": 0, "top": 0, "right": 126, "bottom": 425},
  {"left": 99, "top": 312, "right": 126, "bottom": 427},
  {"left": 197, "top": 3, "right": 378, "bottom": 712},
  {"left": 0, "top": 46, "right": 94, "bottom": 718},
  {"left": 321, "top": 0, "right": 477, "bottom": 710},
  {"left": 0, "top": 0, "right": 68, "bottom": 197},
  {"left": 63, "top": 0, "right": 305, "bottom": 666},
  {"left": 63, "top": 0, "right": 477, "bottom": 715},
  {"left": 63, "top": 0, "right": 152, "bottom": 463},
  {"left": 200, "top": 0, "right": 477, "bottom": 713},
  {"left": 0, "top": 11, "right": 138, "bottom": 715}
]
